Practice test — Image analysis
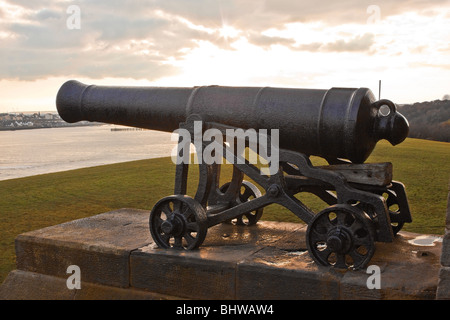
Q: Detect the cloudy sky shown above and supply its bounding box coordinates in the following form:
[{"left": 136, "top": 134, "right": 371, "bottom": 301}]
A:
[{"left": 0, "top": 0, "right": 449, "bottom": 112}]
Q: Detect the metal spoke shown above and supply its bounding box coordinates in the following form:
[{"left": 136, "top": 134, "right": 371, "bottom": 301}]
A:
[
  {"left": 309, "top": 228, "right": 328, "bottom": 244},
  {"left": 335, "top": 253, "right": 347, "bottom": 269},
  {"left": 186, "top": 222, "right": 199, "bottom": 232},
  {"left": 219, "top": 181, "right": 263, "bottom": 226},
  {"left": 160, "top": 202, "right": 173, "bottom": 217},
  {"left": 314, "top": 216, "right": 333, "bottom": 234},
  {"left": 181, "top": 204, "right": 192, "bottom": 219},
  {"left": 240, "top": 186, "right": 254, "bottom": 202},
  {"left": 153, "top": 215, "right": 164, "bottom": 229},
  {"left": 386, "top": 191, "right": 397, "bottom": 207},
  {"left": 172, "top": 200, "right": 182, "bottom": 214},
  {"left": 352, "top": 231, "right": 372, "bottom": 247},
  {"left": 243, "top": 211, "right": 257, "bottom": 224},
  {"left": 335, "top": 211, "right": 347, "bottom": 226},
  {"left": 349, "top": 248, "right": 368, "bottom": 269},
  {"left": 314, "top": 245, "right": 332, "bottom": 263},
  {"left": 173, "top": 236, "right": 183, "bottom": 249},
  {"left": 160, "top": 233, "right": 171, "bottom": 247},
  {"left": 184, "top": 233, "right": 196, "bottom": 246}
]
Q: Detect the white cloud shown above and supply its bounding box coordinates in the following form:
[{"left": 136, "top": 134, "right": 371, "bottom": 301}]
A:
[{"left": 0, "top": 0, "right": 449, "bottom": 110}]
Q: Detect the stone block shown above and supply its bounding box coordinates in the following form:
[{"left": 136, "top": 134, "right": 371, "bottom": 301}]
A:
[
  {"left": 236, "top": 246, "right": 341, "bottom": 300},
  {"left": 0, "top": 270, "right": 76, "bottom": 300},
  {"left": 1, "top": 209, "right": 444, "bottom": 300},
  {"left": 436, "top": 266, "right": 450, "bottom": 300},
  {"left": 0, "top": 269, "right": 179, "bottom": 300},
  {"left": 340, "top": 232, "right": 442, "bottom": 300},
  {"left": 440, "top": 233, "right": 450, "bottom": 267},
  {"left": 446, "top": 180, "right": 450, "bottom": 234},
  {"left": 130, "top": 221, "right": 301, "bottom": 299},
  {"left": 15, "top": 208, "right": 151, "bottom": 287}
]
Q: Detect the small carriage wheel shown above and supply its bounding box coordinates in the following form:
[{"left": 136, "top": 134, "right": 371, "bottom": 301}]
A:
[
  {"left": 382, "top": 189, "right": 404, "bottom": 235},
  {"left": 220, "top": 180, "right": 263, "bottom": 226},
  {"left": 149, "top": 195, "right": 207, "bottom": 250},
  {"left": 306, "top": 204, "right": 375, "bottom": 270}
]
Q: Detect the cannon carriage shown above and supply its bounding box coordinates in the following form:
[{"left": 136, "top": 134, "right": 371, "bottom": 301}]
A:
[{"left": 56, "top": 80, "right": 412, "bottom": 270}]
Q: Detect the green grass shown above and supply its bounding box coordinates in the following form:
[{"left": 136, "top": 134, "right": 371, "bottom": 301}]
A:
[{"left": 0, "top": 137, "right": 449, "bottom": 283}]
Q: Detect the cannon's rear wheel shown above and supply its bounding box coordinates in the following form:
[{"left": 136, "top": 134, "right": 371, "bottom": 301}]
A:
[
  {"left": 149, "top": 195, "right": 207, "bottom": 250},
  {"left": 219, "top": 180, "right": 263, "bottom": 226},
  {"left": 382, "top": 189, "right": 404, "bottom": 235},
  {"left": 306, "top": 204, "right": 375, "bottom": 270}
]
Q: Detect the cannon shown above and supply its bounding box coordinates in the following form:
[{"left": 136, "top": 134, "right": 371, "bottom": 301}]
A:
[{"left": 56, "top": 80, "right": 412, "bottom": 270}]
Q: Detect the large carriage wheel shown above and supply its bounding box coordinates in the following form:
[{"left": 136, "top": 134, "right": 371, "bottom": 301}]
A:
[
  {"left": 149, "top": 195, "right": 207, "bottom": 250},
  {"left": 219, "top": 180, "right": 263, "bottom": 226},
  {"left": 306, "top": 204, "right": 375, "bottom": 270}
]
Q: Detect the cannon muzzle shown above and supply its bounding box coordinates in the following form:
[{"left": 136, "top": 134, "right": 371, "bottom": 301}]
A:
[{"left": 56, "top": 80, "right": 409, "bottom": 163}]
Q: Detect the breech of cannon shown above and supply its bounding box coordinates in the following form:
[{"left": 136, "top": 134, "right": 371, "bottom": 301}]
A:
[{"left": 56, "top": 80, "right": 409, "bottom": 163}]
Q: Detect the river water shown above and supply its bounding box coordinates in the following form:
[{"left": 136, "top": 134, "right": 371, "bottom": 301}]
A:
[{"left": 0, "top": 125, "right": 178, "bottom": 181}]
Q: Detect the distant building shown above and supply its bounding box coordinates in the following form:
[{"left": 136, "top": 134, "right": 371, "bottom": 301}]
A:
[{"left": 0, "top": 114, "right": 13, "bottom": 121}]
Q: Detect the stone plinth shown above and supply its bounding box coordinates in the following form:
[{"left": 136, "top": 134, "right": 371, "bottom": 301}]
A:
[{"left": 0, "top": 208, "right": 445, "bottom": 300}]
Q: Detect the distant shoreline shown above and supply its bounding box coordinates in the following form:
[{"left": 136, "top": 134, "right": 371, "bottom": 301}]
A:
[
  {"left": 0, "top": 122, "right": 99, "bottom": 131},
  {"left": 0, "top": 111, "right": 101, "bottom": 131}
]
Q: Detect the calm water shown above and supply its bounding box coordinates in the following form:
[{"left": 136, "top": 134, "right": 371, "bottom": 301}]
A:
[{"left": 0, "top": 125, "right": 178, "bottom": 181}]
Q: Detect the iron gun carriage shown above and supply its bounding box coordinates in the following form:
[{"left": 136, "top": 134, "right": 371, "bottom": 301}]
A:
[{"left": 56, "top": 80, "right": 412, "bottom": 269}]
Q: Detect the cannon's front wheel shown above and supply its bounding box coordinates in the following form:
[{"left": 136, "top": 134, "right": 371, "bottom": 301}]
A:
[
  {"left": 149, "top": 195, "right": 207, "bottom": 250},
  {"left": 306, "top": 204, "right": 375, "bottom": 270}
]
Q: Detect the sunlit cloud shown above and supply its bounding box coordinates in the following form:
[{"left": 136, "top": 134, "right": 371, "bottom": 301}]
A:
[{"left": 0, "top": 0, "right": 449, "bottom": 112}]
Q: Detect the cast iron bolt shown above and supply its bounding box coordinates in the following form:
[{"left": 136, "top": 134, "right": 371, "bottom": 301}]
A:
[
  {"left": 267, "top": 184, "right": 280, "bottom": 197},
  {"left": 161, "top": 220, "right": 174, "bottom": 234},
  {"left": 326, "top": 228, "right": 350, "bottom": 253}
]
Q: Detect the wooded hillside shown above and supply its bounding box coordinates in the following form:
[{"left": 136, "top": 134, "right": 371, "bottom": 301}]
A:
[{"left": 398, "top": 99, "right": 450, "bottom": 142}]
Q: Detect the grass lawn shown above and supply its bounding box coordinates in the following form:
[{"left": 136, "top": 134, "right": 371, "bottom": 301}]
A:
[{"left": 0, "top": 137, "right": 449, "bottom": 283}]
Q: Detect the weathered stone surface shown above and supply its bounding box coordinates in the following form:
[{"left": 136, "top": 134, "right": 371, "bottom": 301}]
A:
[
  {"left": 0, "top": 269, "right": 76, "bottom": 300},
  {"left": 15, "top": 208, "right": 152, "bottom": 287},
  {"left": 130, "top": 221, "right": 301, "bottom": 299},
  {"left": 237, "top": 229, "right": 442, "bottom": 300},
  {"left": 0, "top": 270, "right": 179, "bottom": 300},
  {"left": 341, "top": 232, "right": 442, "bottom": 300},
  {"left": 446, "top": 180, "right": 450, "bottom": 234},
  {"left": 236, "top": 246, "right": 341, "bottom": 300},
  {"left": 235, "top": 225, "right": 340, "bottom": 299},
  {"left": 440, "top": 233, "right": 450, "bottom": 267},
  {"left": 1, "top": 209, "right": 446, "bottom": 300},
  {"left": 436, "top": 267, "right": 450, "bottom": 300}
]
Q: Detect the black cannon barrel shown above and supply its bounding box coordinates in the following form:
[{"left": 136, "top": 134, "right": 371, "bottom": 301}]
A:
[{"left": 56, "top": 80, "right": 409, "bottom": 163}]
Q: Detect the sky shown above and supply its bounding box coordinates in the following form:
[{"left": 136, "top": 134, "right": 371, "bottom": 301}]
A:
[{"left": 0, "top": 0, "right": 449, "bottom": 113}]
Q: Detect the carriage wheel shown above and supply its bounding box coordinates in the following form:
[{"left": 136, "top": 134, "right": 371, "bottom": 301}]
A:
[
  {"left": 306, "top": 204, "right": 375, "bottom": 270},
  {"left": 149, "top": 195, "right": 207, "bottom": 250},
  {"left": 220, "top": 180, "right": 263, "bottom": 226},
  {"left": 383, "top": 189, "right": 404, "bottom": 235}
]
